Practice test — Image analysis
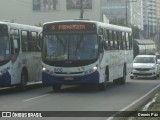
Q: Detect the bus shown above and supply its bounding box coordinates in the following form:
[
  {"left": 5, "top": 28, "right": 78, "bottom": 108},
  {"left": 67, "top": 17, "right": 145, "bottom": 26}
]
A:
[
  {"left": 0, "top": 21, "right": 42, "bottom": 90},
  {"left": 41, "top": 20, "right": 133, "bottom": 91}
]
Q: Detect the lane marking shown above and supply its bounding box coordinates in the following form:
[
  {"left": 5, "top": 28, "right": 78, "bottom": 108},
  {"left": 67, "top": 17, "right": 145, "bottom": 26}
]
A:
[
  {"left": 107, "top": 83, "right": 160, "bottom": 120},
  {"left": 23, "top": 94, "right": 49, "bottom": 102}
]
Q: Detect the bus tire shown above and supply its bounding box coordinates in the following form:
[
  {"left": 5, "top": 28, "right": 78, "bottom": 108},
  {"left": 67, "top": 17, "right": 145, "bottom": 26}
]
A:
[
  {"left": 52, "top": 84, "right": 61, "bottom": 92},
  {"left": 98, "top": 68, "right": 108, "bottom": 91},
  {"left": 119, "top": 65, "right": 126, "bottom": 84},
  {"left": 17, "top": 72, "right": 28, "bottom": 91}
]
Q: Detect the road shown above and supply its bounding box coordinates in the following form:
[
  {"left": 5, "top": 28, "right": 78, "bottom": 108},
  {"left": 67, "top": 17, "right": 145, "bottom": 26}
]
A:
[{"left": 0, "top": 76, "right": 160, "bottom": 120}]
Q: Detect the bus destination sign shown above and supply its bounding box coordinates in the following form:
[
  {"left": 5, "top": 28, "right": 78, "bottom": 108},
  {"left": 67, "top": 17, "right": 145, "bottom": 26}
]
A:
[
  {"left": 43, "top": 22, "right": 97, "bottom": 32},
  {"left": 52, "top": 24, "right": 86, "bottom": 31}
]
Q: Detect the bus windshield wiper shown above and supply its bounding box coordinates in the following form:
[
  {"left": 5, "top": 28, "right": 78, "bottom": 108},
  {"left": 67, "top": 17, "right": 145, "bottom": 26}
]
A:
[
  {"left": 56, "top": 35, "right": 67, "bottom": 53},
  {"left": 75, "top": 34, "right": 83, "bottom": 56}
]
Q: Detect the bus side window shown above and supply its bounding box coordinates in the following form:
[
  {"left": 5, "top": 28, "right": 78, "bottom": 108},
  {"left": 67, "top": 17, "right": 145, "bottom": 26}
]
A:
[
  {"left": 38, "top": 32, "right": 42, "bottom": 50},
  {"left": 28, "top": 31, "right": 38, "bottom": 52},
  {"left": 122, "top": 32, "right": 126, "bottom": 50},
  {"left": 21, "top": 30, "right": 29, "bottom": 52},
  {"left": 104, "top": 29, "right": 109, "bottom": 50},
  {"left": 117, "top": 31, "right": 119, "bottom": 50},
  {"left": 107, "top": 30, "right": 112, "bottom": 50},
  {"left": 113, "top": 31, "right": 116, "bottom": 50},
  {"left": 10, "top": 29, "right": 20, "bottom": 55},
  {"left": 108, "top": 30, "right": 112, "bottom": 50},
  {"left": 126, "top": 33, "right": 129, "bottom": 50},
  {"left": 118, "top": 31, "right": 122, "bottom": 50},
  {"left": 129, "top": 33, "right": 132, "bottom": 49}
]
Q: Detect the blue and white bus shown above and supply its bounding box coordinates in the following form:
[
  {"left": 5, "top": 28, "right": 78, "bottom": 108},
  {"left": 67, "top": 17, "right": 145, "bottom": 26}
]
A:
[
  {"left": 0, "top": 21, "right": 42, "bottom": 90},
  {"left": 42, "top": 20, "right": 133, "bottom": 91}
]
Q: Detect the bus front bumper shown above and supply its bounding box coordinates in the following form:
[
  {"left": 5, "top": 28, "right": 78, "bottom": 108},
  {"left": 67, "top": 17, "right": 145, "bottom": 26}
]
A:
[
  {"left": 42, "top": 71, "right": 99, "bottom": 85},
  {"left": 0, "top": 72, "right": 11, "bottom": 86}
]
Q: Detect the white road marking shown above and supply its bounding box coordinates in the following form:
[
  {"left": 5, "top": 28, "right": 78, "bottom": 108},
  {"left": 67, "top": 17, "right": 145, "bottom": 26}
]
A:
[
  {"left": 106, "top": 83, "right": 160, "bottom": 120},
  {"left": 23, "top": 94, "right": 49, "bottom": 102}
]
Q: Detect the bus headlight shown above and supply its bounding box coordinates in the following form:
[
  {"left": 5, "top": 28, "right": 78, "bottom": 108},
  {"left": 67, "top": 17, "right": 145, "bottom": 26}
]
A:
[
  {"left": 42, "top": 67, "right": 47, "bottom": 72},
  {"left": 84, "top": 66, "right": 98, "bottom": 75},
  {"left": 0, "top": 69, "right": 7, "bottom": 75},
  {"left": 92, "top": 66, "right": 98, "bottom": 72}
]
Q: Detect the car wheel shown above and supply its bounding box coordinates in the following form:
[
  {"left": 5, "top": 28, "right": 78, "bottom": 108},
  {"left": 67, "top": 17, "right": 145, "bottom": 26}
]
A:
[
  {"left": 153, "top": 76, "right": 157, "bottom": 80},
  {"left": 130, "top": 76, "right": 134, "bottom": 79},
  {"left": 157, "top": 74, "right": 159, "bottom": 78},
  {"left": 52, "top": 84, "right": 62, "bottom": 92}
]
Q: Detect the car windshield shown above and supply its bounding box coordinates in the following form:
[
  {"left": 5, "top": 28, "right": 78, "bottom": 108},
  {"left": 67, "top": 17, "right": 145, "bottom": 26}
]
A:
[
  {"left": 42, "top": 33, "right": 98, "bottom": 61},
  {"left": 0, "top": 36, "right": 10, "bottom": 61},
  {"left": 156, "top": 55, "right": 160, "bottom": 59},
  {"left": 134, "top": 57, "right": 155, "bottom": 63}
]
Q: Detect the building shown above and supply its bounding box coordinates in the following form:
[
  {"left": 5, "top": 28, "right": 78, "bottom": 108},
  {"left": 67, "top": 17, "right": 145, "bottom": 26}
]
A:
[
  {"left": 101, "top": 0, "right": 143, "bottom": 29},
  {"left": 143, "top": 0, "right": 158, "bottom": 39},
  {"left": 0, "top": 0, "right": 101, "bottom": 25},
  {"left": 157, "top": 0, "right": 160, "bottom": 29}
]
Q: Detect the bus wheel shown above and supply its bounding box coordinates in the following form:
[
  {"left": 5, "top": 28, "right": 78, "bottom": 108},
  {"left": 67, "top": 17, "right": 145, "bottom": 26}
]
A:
[
  {"left": 98, "top": 70, "right": 108, "bottom": 91},
  {"left": 119, "top": 66, "right": 126, "bottom": 84},
  {"left": 17, "top": 72, "right": 27, "bottom": 91},
  {"left": 52, "top": 84, "right": 61, "bottom": 92}
]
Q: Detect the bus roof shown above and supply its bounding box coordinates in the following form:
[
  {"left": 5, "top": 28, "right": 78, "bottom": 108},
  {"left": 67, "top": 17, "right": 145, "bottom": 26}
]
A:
[
  {"left": 43, "top": 20, "right": 132, "bottom": 32},
  {"left": 0, "top": 21, "right": 42, "bottom": 31}
]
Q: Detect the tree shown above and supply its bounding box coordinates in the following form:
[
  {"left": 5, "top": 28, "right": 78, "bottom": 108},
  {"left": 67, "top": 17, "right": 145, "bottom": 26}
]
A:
[
  {"left": 110, "top": 18, "right": 141, "bottom": 39},
  {"left": 109, "top": 18, "right": 126, "bottom": 26},
  {"left": 131, "top": 26, "right": 140, "bottom": 39}
]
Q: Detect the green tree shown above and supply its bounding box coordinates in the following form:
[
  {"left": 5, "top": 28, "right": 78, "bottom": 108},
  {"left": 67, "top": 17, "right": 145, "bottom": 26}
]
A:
[
  {"left": 131, "top": 26, "right": 140, "bottom": 39},
  {"left": 109, "top": 18, "right": 126, "bottom": 26},
  {"left": 110, "top": 18, "right": 141, "bottom": 39}
]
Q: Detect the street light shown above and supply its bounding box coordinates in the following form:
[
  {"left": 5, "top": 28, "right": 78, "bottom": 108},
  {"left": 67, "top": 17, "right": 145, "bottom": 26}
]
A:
[
  {"left": 147, "top": 10, "right": 155, "bottom": 39},
  {"left": 145, "top": 4, "right": 152, "bottom": 39},
  {"left": 80, "top": 0, "right": 84, "bottom": 19},
  {"left": 126, "top": 0, "right": 137, "bottom": 26},
  {"left": 148, "top": 12, "right": 153, "bottom": 39}
]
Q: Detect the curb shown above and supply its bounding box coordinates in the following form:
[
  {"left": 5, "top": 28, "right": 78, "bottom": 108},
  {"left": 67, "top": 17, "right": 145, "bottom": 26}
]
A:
[{"left": 107, "top": 84, "right": 160, "bottom": 120}]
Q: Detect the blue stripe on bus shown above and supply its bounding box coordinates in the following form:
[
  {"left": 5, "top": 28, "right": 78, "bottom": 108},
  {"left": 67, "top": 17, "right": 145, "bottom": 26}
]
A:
[
  {"left": 0, "top": 72, "right": 11, "bottom": 86},
  {"left": 42, "top": 71, "right": 99, "bottom": 85}
]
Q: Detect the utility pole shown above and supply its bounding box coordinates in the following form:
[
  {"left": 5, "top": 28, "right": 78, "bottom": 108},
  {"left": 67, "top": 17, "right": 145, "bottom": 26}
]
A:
[
  {"left": 126, "top": 1, "right": 128, "bottom": 26},
  {"left": 80, "top": 0, "right": 84, "bottom": 19}
]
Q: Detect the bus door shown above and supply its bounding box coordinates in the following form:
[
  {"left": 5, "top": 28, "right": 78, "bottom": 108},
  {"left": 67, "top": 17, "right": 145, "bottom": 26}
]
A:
[
  {"left": 28, "top": 31, "right": 41, "bottom": 82},
  {"left": 10, "top": 29, "right": 21, "bottom": 84}
]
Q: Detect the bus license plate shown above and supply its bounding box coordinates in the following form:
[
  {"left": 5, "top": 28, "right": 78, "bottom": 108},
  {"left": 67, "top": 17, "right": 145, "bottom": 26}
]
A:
[{"left": 64, "top": 77, "right": 74, "bottom": 80}]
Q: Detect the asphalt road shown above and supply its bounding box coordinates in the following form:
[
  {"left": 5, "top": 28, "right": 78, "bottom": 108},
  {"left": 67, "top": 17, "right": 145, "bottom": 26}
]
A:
[{"left": 0, "top": 76, "right": 160, "bottom": 120}]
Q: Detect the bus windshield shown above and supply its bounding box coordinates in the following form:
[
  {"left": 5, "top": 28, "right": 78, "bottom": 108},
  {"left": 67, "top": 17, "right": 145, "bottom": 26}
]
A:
[
  {"left": 0, "top": 36, "right": 10, "bottom": 61},
  {"left": 42, "top": 33, "right": 98, "bottom": 61}
]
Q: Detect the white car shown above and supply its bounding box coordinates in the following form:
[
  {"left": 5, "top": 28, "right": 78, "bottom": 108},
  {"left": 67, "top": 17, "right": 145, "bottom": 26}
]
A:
[{"left": 130, "top": 55, "right": 160, "bottom": 79}]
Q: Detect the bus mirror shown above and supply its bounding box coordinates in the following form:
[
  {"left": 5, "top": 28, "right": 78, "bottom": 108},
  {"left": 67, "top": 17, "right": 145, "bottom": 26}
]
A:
[
  {"left": 13, "top": 39, "right": 18, "bottom": 49},
  {"left": 103, "top": 41, "right": 107, "bottom": 50},
  {"left": 99, "top": 41, "right": 104, "bottom": 53},
  {"left": 38, "top": 32, "right": 42, "bottom": 49},
  {"left": 38, "top": 32, "right": 42, "bottom": 40},
  {"left": 98, "top": 36, "right": 102, "bottom": 41},
  {"left": 36, "top": 45, "right": 41, "bottom": 51},
  {"left": 98, "top": 28, "right": 103, "bottom": 35}
]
